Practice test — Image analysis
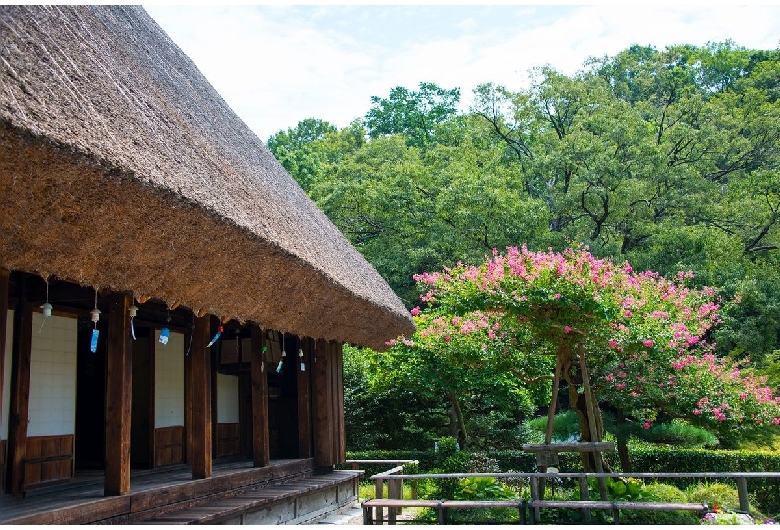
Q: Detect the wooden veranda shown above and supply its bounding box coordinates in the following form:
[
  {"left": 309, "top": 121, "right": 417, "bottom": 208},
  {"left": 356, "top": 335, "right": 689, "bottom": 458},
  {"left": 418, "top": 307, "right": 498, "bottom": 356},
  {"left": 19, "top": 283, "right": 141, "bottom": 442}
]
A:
[{"left": 0, "top": 458, "right": 362, "bottom": 525}]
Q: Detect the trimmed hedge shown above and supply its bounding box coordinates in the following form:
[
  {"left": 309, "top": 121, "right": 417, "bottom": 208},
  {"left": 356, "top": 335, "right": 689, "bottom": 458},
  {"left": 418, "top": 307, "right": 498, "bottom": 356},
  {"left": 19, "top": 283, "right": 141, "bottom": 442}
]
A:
[{"left": 346, "top": 448, "right": 780, "bottom": 514}]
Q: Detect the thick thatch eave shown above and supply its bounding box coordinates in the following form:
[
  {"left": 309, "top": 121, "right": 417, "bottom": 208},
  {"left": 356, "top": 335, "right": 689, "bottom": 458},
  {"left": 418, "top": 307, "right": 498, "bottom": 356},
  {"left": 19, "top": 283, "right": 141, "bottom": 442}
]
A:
[{"left": 0, "top": 5, "right": 414, "bottom": 350}]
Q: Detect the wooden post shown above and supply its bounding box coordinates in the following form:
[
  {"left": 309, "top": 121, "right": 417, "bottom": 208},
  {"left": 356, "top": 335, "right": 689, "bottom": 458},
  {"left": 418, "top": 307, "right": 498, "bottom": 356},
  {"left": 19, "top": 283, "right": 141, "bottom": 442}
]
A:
[
  {"left": 7, "top": 293, "right": 32, "bottom": 497},
  {"left": 296, "top": 337, "right": 312, "bottom": 458},
  {"left": 578, "top": 475, "right": 591, "bottom": 522},
  {"left": 374, "top": 476, "right": 384, "bottom": 524},
  {"left": 0, "top": 270, "right": 7, "bottom": 452},
  {"left": 250, "top": 324, "right": 269, "bottom": 467},
  {"left": 530, "top": 476, "right": 540, "bottom": 523},
  {"left": 313, "top": 339, "right": 333, "bottom": 468},
  {"left": 0, "top": 270, "right": 8, "bottom": 483},
  {"left": 105, "top": 292, "right": 133, "bottom": 495},
  {"left": 736, "top": 477, "right": 750, "bottom": 513},
  {"left": 210, "top": 318, "right": 219, "bottom": 460},
  {"left": 190, "top": 314, "right": 211, "bottom": 479},
  {"left": 578, "top": 343, "right": 610, "bottom": 518}
]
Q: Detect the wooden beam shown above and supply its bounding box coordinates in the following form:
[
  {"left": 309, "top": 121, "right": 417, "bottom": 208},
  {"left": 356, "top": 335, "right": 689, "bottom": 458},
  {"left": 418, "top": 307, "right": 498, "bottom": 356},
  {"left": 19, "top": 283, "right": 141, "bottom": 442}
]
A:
[
  {"left": 190, "top": 314, "right": 211, "bottom": 479},
  {"left": 250, "top": 324, "right": 269, "bottom": 467},
  {"left": 105, "top": 292, "right": 133, "bottom": 495},
  {"left": 7, "top": 294, "right": 32, "bottom": 497},
  {"left": 296, "top": 337, "right": 312, "bottom": 458}
]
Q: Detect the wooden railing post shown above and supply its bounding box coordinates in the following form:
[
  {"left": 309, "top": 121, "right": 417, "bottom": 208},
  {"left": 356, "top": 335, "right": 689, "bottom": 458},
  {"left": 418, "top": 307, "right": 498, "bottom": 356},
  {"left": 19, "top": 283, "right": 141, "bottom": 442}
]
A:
[
  {"left": 530, "top": 475, "right": 540, "bottom": 523},
  {"left": 374, "top": 476, "right": 384, "bottom": 524},
  {"left": 736, "top": 477, "right": 750, "bottom": 513},
  {"left": 579, "top": 475, "right": 591, "bottom": 522}
]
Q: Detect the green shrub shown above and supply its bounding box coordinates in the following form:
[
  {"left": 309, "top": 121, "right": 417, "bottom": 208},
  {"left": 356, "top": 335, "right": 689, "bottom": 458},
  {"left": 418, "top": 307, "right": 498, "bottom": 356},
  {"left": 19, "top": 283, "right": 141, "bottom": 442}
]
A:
[
  {"left": 640, "top": 420, "right": 719, "bottom": 448},
  {"left": 686, "top": 482, "right": 763, "bottom": 517}
]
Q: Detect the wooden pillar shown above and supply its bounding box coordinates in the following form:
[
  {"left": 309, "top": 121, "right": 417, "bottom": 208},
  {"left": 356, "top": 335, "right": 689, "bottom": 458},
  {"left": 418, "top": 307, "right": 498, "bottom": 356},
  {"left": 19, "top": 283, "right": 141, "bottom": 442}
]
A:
[
  {"left": 7, "top": 289, "right": 32, "bottom": 497},
  {"left": 297, "top": 337, "right": 312, "bottom": 458},
  {"left": 312, "top": 339, "right": 333, "bottom": 468},
  {"left": 250, "top": 324, "right": 269, "bottom": 467},
  {"left": 0, "top": 269, "right": 8, "bottom": 452},
  {"left": 105, "top": 292, "right": 133, "bottom": 496},
  {"left": 312, "top": 340, "right": 346, "bottom": 468},
  {"left": 189, "top": 314, "right": 211, "bottom": 479},
  {"left": 210, "top": 318, "right": 219, "bottom": 460}
]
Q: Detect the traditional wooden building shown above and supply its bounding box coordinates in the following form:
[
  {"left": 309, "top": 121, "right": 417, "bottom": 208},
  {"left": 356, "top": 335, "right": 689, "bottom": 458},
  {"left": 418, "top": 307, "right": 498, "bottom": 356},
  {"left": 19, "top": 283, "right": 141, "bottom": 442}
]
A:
[{"left": 0, "top": 5, "right": 414, "bottom": 524}]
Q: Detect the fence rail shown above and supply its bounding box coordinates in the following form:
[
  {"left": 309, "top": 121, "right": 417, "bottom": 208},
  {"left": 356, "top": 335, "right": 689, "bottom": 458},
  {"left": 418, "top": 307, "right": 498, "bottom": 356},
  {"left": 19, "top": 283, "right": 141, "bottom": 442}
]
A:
[{"left": 362, "top": 470, "right": 780, "bottom": 525}]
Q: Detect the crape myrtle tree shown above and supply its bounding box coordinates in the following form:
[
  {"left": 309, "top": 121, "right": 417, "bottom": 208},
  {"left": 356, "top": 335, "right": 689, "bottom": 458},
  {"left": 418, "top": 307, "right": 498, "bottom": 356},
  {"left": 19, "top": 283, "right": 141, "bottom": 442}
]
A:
[{"left": 385, "top": 246, "right": 780, "bottom": 471}]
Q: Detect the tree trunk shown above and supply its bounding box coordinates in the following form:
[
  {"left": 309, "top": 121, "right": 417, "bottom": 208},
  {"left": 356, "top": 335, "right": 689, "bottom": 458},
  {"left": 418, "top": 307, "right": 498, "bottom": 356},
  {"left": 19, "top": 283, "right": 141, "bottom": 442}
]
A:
[
  {"left": 615, "top": 409, "right": 632, "bottom": 472},
  {"left": 448, "top": 391, "right": 468, "bottom": 450},
  {"left": 562, "top": 347, "right": 610, "bottom": 473}
]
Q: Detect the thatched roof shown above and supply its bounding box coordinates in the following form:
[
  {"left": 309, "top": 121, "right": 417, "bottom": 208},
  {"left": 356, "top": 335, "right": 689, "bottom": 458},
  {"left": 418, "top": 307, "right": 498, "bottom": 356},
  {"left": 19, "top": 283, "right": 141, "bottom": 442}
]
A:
[{"left": 0, "top": 5, "right": 414, "bottom": 350}]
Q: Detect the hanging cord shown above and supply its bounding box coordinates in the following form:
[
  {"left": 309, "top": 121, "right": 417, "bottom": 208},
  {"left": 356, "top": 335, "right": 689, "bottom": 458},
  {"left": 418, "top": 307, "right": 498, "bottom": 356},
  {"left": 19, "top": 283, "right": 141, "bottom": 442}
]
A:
[{"left": 185, "top": 314, "right": 195, "bottom": 357}]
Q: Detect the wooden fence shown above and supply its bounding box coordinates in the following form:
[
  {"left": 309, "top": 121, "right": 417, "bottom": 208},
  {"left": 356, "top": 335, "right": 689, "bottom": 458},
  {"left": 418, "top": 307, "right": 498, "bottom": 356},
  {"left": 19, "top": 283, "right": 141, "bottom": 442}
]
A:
[{"left": 362, "top": 470, "right": 780, "bottom": 525}]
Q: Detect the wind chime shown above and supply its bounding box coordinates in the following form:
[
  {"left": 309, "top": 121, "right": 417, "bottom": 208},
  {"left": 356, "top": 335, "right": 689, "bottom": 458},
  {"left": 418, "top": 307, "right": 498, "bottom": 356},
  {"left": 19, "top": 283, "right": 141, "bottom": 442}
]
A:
[
  {"left": 39, "top": 277, "right": 53, "bottom": 333},
  {"left": 90, "top": 290, "right": 101, "bottom": 353},
  {"left": 159, "top": 307, "right": 171, "bottom": 345},
  {"left": 128, "top": 296, "right": 138, "bottom": 340},
  {"left": 207, "top": 324, "right": 223, "bottom": 348},
  {"left": 276, "top": 332, "right": 286, "bottom": 373},
  {"left": 298, "top": 340, "right": 306, "bottom": 372}
]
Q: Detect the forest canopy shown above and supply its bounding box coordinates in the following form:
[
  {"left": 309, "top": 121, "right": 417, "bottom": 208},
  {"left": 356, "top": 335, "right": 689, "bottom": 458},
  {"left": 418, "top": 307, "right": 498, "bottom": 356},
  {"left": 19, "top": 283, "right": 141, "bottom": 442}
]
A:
[{"left": 268, "top": 41, "right": 780, "bottom": 450}]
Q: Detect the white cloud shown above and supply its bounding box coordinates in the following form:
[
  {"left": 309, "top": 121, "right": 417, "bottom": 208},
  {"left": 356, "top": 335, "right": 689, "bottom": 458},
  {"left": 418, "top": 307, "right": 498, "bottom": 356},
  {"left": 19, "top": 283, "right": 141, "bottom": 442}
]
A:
[{"left": 143, "top": 4, "right": 780, "bottom": 142}]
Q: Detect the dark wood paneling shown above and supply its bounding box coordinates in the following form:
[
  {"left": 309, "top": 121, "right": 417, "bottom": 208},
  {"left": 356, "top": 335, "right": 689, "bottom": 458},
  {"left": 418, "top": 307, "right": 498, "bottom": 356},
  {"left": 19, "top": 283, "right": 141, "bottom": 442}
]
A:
[
  {"left": 190, "top": 314, "right": 211, "bottom": 479},
  {"left": 250, "top": 324, "right": 269, "bottom": 467},
  {"left": 23, "top": 434, "right": 74, "bottom": 487},
  {"left": 105, "top": 292, "right": 132, "bottom": 495},
  {"left": 216, "top": 423, "right": 240, "bottom": 458},
  {"left": 153, "top": 426, "right": 184, "bottom": 467}
]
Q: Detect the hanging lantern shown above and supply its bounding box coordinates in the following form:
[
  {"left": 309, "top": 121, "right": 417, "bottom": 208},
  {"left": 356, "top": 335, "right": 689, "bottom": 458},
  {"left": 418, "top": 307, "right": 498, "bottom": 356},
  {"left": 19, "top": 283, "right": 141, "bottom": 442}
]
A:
[
  {"left": 41, "top": 302, "right": 52, "bottom": 318},
  {"left": 299, "top": 347, "right": 306, "bottom": 372}
]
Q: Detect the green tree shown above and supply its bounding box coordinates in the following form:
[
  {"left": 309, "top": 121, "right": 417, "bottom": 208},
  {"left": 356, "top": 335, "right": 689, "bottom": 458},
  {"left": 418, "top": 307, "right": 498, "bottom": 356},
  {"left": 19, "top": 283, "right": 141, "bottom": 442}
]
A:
[{"left": 365, "top": 81, "right": 461, "bottom": 148}]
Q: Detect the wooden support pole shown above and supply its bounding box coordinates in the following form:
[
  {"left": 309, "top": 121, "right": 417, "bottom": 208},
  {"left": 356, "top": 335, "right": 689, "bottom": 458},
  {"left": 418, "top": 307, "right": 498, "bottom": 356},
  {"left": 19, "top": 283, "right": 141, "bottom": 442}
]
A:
[
  {"left": 7, "top": 293, "right": 32, "bottom": 497},
  {"left": 374, "top": 476, "right": 384, "bottom": 524},
  {"left": 545, "top": 356, "right": 562, "bottom": 445},
  {"left": 190, "top": 314, "right": 212, "bottom": 479},
  {"left": 0, "top": 269, "right": 8, "bottom": 462},
  {"left": 296, "top": 337, "right": 312, "bottom": 458},
  {"left": 105, "top": 292, "right": 133, "bottom": 496},
  {"left": 250, "top": 324, "right": 269, "bottom": 467},
  {"left": 578, "top": 344, "right": 609, "bottom": 508}
]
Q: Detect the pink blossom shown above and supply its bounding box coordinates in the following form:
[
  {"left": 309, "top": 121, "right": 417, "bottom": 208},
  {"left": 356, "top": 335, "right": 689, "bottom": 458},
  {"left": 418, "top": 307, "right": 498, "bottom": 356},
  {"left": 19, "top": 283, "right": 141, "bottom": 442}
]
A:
[
  {"left": 443, "top": 336, "right": 451, "bottom": 343},
  {"left": 410, "top": 306, "right": 421, "bottom": 316},
  {"left": 608, "top": 340, "right": 619, "bottom": 349},
  {"left": 625, "top": 310, "right": 632, "bottom": 317},
  {"left": 615, "top": 383, "right": 626, "bottom": 390},
  {"left": 642, "top": 339, "right": 654, "bottom": 348},
  {"left": 773, "top": 418, "right": 780, "bottom": 425},
  {"left": 564, "top": 326, "right": 572, "bottom": 334},
  {"left": 643, "top": 421, "right": 651, "bottom": 430},
  {"left": 606, "top": 374, "right": 615, "bottom": 383},
  {"left": 554, "top": 293, "right": 562, "bottom": 300},
  {"left": 693, "top": 409, "right": 702, "bottom": 415}
]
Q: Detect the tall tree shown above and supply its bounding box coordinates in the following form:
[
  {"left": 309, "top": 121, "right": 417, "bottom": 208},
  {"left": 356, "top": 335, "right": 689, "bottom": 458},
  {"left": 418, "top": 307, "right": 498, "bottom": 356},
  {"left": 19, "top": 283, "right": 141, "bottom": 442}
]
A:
[{"left": 365, "top": 82, "right": 461, "bottom": 148}]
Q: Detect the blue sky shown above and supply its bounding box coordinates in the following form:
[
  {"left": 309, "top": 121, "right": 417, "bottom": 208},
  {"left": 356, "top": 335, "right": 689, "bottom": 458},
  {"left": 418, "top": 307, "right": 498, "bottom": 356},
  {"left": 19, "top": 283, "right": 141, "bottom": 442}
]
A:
[{"left": 143, "top": 4, "right": 780, "bottom": 143}]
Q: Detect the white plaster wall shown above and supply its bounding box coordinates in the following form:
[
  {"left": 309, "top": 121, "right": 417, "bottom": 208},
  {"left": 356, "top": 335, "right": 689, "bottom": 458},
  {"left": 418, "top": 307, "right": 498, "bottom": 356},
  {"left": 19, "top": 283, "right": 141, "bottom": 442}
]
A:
[
  {"left": 217, "top": 373, "right": 239, "bottom": 424},
  {"left": 155, "top": 329, "right": 185, "bottom": 428},
  {"left": 1, "top": 309, "right": 13, "bottom": 439},
  {"left": 28, "top": 313, "right": 77, "bottom": 437}
]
